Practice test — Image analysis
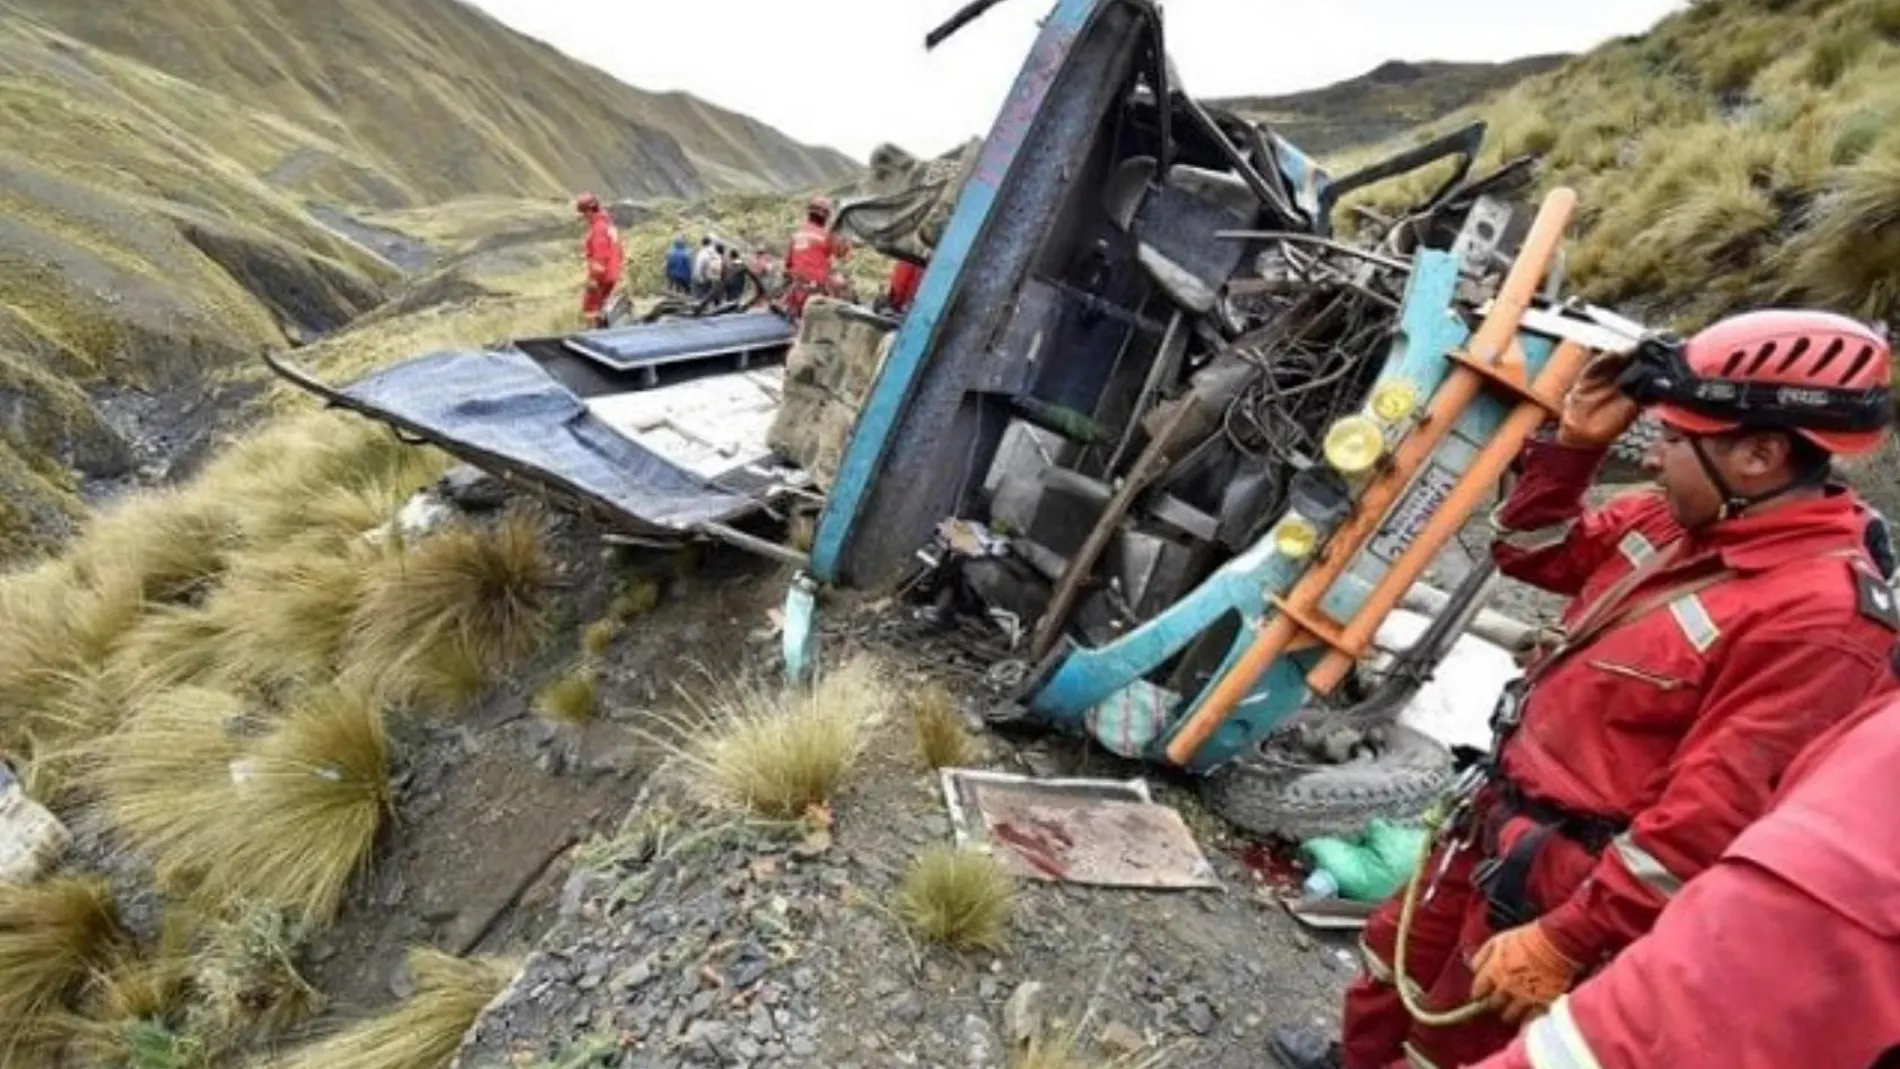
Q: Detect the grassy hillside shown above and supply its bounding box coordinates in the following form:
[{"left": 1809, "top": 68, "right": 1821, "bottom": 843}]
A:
[
  {"left": 1214, "top": 56, "right": 1567, "bottom": 157},
  {"left": 0, "top": 0, "right": 858, "bottom": 562},
  {"left": 13, "top": 0, "right": 859, "bottom": 207},
  {"left": 1338, "top": 0, "right": 1900, "bottom": 329}
]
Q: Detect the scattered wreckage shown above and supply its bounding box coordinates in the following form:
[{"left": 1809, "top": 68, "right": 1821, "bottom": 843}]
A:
[{"left": 269, "top": 0, "right": 1658, "bottom": 838}]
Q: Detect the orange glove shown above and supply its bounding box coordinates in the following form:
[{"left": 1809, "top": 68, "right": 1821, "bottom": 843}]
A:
[
  {"left": 1557, "top": 350, "right": 1640, "bottom": 448},
  {"left": 1469, "top": 922, "right": 1580, "bottom": 1024}
]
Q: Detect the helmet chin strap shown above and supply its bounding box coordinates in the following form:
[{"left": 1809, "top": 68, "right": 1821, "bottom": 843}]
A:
[{"left": 1688, "top": 436, "right": 1828, "bottom": 523}]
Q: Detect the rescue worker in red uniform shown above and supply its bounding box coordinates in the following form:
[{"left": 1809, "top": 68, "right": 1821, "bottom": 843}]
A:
[
  {"left": 782, "top": 195, "right": 849, "bottom": 319},
  {"left": 576, "top": 192, "right": 623, "bottom": 329},
  {"left": 1272, "top": 308, "right": 1899, "bottom": 1069},
  {"left": 882, "top": 257, "right": 924, "bottom": 317},
  {"left": 1470, "top": 686, "right": 1900, "bottom": 1069}
]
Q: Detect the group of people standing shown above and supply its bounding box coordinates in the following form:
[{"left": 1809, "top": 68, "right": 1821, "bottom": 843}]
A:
[
  {"left": 665, "top": 235, "right": 765, "bottom": 305},
  {"left": 576, "top": 188, "right": 924, "bottom": 328}
]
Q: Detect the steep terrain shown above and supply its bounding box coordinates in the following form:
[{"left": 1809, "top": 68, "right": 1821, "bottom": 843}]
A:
[
  {"left": 0, "top": 0, "right": 856, "bottom": 561},
  {"left": 1214, "top": 56, "right": 1567, "bottom": 157},
  {"left": 10, "top": 0, "right": 859, "bottom": 206},
  {"left": 1338, "top": 0, "right": 1900, "bottom": 332}
]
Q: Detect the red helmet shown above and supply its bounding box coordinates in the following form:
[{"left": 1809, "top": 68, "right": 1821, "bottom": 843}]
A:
[
  {"left": 1642, "top": 309, "right": 1892, "bottom": 456},
  {"left": 575, "top": 192, "right": 602, "bottom": 215}
]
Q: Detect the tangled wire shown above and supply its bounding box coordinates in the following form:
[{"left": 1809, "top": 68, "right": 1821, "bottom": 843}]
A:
[{"left": 1221, "top": 264, "right": 1405, "bottom": 469}]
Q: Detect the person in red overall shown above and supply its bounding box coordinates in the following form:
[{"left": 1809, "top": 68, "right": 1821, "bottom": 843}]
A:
[
  {"left": 575, "top": 192, "right": 623, "bottom": 329},
  {"left": 1272, "top": 308, "right": 1899, "bottom": 1069},
  {"left": 782, "top": 195, "right": 849, "bottom": 319},
  {"left": 883, "top": 257, "right": 924, "bottom": 316},
  {"left": 1470, "top": 685, "right": 1900, "bottom": 1069}
]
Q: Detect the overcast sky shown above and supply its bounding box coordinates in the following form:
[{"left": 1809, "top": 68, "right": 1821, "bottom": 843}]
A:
[{"left": 467, "top": 0, "right": 1686, "bottom": 162}]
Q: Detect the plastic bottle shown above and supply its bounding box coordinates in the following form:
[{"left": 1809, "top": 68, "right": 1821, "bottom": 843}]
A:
[{"left": 1302, "top": 867, "right": 1340, "bottom": 900}]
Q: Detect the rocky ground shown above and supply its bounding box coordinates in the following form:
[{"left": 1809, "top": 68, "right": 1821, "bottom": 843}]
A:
[{"left": 448, "top": 588, "right": 1378, "bottom": 1069}]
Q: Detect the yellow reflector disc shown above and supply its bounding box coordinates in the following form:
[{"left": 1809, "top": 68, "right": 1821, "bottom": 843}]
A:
[
  {"left": 1371, "top": 380, "right": 1420, "bottom": 424},
  {"left": 1324, "top": 415, "right": 1385, "bottom": 475},
  {"left": 1275, "top": 516, "right": 1319, "bottom": 559}
]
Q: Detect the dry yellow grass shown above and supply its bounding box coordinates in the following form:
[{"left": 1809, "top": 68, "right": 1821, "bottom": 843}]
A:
[
  {"left": 896, "top": 846, "right": 1015, "bottom": 952},
  {"left": 608, "top": 576, "right": 662, "bottom": 622},
  {"left": 658, "top": 654, "right": 888, "bottom": 819},
  {"left": 1780, "top": 140, "right": 1900, "bottom": 320},
  {"left": 1334, "top": 0, "right": 1900, "bottom": 325},
  {"left": 70, "top": 490, "right": 243, "bottom": 607},
  {"left": 344, "top": 509, "right": 552, "bottom": 711},
  {"left": 0, "top": 877, "right": 127, "bottom": 1065},
  {"left": 580, "top": 617, "right": 621, "bottom": 656},
  {"left": 189, "top": 548, "right": 379, "bottom": 695},
  {"left": 58, "top": 927, "right": 197, "bottom": 1069},
  {"left": 93, "top": 686, "right": 390, "bottom": 923},
  {"left": 534, "top": 665, "right": 599, "bottom": 726},
  {"left": 909, "top": 682, "right": 973, "bottom": 770},
  {"left": 256, "top": 949, "right": 510, "bottom": 1069}
]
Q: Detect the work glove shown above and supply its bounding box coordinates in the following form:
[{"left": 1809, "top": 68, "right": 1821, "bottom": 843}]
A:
[
  {"left": 1557, "top": 350, "right": 1641, "bottom": 449},
  {"left": 1469, "top": 922, "right": 1580, "bottom": 1024}
]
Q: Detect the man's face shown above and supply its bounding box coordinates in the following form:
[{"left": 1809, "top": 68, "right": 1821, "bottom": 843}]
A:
[{"left": 1644, "top": 423, "right": 1792, "bottom": 527}]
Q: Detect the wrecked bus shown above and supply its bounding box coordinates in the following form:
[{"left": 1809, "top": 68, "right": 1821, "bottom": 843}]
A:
[{"left": 270, "top": 0, "right": 1655, "bottom": 836}]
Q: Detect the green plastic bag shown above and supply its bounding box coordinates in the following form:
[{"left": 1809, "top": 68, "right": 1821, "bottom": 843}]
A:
[{"left": 1300, "top": 819, "right": 1429, "bottom": 902}]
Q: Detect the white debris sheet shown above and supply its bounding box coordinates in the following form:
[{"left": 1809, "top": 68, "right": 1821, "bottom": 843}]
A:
[
  {"left": 1372, "top": 608, "right": 1521, "bottom": 753},
  {"left": 585, "top": 368, "right": 786, "bottom": 483},
  {"left": 940, "top": 769, "right": 1220, "bottom": 890}
]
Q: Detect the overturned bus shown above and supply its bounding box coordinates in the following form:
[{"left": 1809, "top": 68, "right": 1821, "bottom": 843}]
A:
[{"left": 271, "top": 0, "right": 1656, "bottom": 837}]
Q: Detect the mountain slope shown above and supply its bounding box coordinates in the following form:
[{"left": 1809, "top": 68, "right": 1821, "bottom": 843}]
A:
[
  {"left": 1214, "top": 56, "right": 1567, "bottom": 157},
  {"left": 1339, "top": 0, "right": 1900, "bottom": 329},
  {"left": 0, "top": 0, "right": 858, "bottom": 561},
  {"left": 10, "top": 0, "right": 859, "bottom": 207}
]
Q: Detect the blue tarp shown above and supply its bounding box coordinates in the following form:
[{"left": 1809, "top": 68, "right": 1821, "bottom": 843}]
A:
[{"left": 339, "top": 348, "right": 755, "bottom": 533}]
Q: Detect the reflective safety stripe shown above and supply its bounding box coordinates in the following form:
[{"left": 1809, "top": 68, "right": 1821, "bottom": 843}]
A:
[
  {"left": 1497, "top": 519, "right": 1577, "bottom": 553},
  {"left": 1402, "top": 1042, "right": 1443, "bottom": 1069},
  {"left": 1617, "top": 530, "right": 1656, "bottom": 568},
  {"left": 1612, "top": 833, "right": 1685, "bottom": 898},
  {"left": 1525, "top": 997, "right": 1606, "bottom": 1069},
  {"left": 1667, "top": 594, "right": 1720, "bottom": 653},
  {"left": 1359, "top": 939, "right": 1394, "bottom": 984}
]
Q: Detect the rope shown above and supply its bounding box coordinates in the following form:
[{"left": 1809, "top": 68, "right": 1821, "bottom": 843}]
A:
[{"left": 1390, "top": 801, "right": 1498, "bottom": 1028}]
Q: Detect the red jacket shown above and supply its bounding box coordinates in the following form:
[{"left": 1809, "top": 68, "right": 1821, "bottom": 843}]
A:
[
  {"left": 1476, "top": 690, "right": 1900, "bottom": 1069},
  {"left": 1485, "top": 438, "right": 1897, "bottom": 966},
  {"left": 785, "top": 220, "right": 845, "bottom": 287},
  {"left": 583, "top": 213, "right": 623, "bottom": 286}
]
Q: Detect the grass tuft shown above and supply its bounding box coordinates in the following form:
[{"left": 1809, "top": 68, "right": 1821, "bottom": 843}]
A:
[
  {"left": 94, "top": 686, "right": 390, "bottom": 923},
  {"left": 197, "top": 547, "right": 377, "bottom": 693},
  {"left": 658, "top": 654, "right": 887, "bottom": 819},
  {"left": 580, "top": 617, "right": 620, "bottom": 656},
  {"left": 534, "top": 665, "right": 598, "bottom": 726},
  {"left": 72, "top": 490, "right": 241, "bottom": 606},
  {"left": 896, "top": 845, "right": 1015, "bottom": 952},
  {"left": 1009, "top": 1030, "right": 1167, "bottom": 1069},
  {"left": 1781, "top": 143, "right": 1900, "bottom": 322},
  {"left": 61, "top": 928, "right": 197, "bottom": 1069},
  {"left": 256, "top": 949, "right": 511, "bottom": 1069},
  {"left": 909, "top": 682, "right": 972, "bottom": 770},
  {"left": 189, "top": 908, "right": 321, "bottom": 1050},
  {"left": 345, "top": 509, "right": 552, "bottom": 711},
  {"left": 0, "top": 877, "right": 127, "bottom": 1058},
  {"left": 1803, "top": 29, "right": 1867, "bottom": 89},
  {"left": 607, "top": 576, "right": 661, "bottom": 622}
]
